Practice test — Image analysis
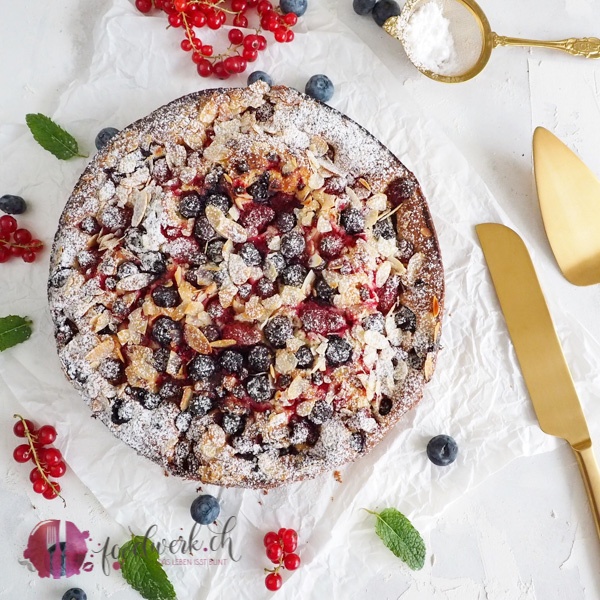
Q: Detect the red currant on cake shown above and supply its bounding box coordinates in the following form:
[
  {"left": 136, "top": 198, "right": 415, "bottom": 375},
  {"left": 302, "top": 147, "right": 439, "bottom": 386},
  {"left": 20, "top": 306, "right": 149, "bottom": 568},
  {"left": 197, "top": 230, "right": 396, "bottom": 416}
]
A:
[{"left": 48, "top": 83, "right": 443, "bottom": 488}]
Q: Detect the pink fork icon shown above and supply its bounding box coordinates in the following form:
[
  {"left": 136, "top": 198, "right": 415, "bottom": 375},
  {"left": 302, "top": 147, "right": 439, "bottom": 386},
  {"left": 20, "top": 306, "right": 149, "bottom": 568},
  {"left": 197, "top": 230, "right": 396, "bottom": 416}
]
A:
[{"left": 46, "top": 525, "right": 57, "bottom": 578}]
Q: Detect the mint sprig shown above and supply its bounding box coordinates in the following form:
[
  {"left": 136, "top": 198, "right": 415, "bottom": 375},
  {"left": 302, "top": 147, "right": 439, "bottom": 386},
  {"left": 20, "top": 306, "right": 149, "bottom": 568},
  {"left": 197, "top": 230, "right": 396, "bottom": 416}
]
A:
[
  {"left": 366, "top": 508, "right": 426, "bottom": 570},
  {"left": 0, "top": 316, "right": 32, "bottom": 351},
  {"left": 25, "top": 113, "right": 86, "bottom": 160},
  {"left": 119, "top": 536, "right": 176, "bottom": 600}
]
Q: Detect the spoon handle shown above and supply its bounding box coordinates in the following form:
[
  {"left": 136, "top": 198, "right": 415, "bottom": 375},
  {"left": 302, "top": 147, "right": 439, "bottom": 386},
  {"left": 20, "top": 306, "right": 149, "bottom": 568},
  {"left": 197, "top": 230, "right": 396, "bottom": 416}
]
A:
[
  {"left": 493, "top": 34, "right": 600, "bottom": 58},
  {"left": 573, "top": 442, "right": 600, "bottom": 542}
]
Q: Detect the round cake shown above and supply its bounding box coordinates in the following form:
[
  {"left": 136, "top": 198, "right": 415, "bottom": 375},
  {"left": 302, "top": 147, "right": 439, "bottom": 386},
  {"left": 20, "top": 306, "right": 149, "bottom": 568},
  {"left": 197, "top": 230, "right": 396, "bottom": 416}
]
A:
[{"left": 48, "top": 82, "right": 444, "bottom": 488}]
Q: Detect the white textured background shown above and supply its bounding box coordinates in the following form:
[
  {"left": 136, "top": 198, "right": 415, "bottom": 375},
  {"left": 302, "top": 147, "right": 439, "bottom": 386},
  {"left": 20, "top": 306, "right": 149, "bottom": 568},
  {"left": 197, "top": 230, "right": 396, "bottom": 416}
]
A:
[{"left": 1, "top": 0, "right": 600, "bottom": 598}]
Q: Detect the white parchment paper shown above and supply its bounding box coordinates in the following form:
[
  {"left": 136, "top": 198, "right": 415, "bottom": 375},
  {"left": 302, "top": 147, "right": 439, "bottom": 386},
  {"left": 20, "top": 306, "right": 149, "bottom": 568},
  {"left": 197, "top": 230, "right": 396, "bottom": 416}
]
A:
[{"left": 4, "top": 1, "right": 597, "bottom": 597}]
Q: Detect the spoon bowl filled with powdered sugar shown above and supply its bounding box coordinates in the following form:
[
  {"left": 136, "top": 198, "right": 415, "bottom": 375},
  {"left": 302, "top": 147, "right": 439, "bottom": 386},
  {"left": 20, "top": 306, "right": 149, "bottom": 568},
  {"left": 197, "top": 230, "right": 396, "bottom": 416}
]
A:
[{"left": 383, "top": 0, "right": 600, "bottom": 83}]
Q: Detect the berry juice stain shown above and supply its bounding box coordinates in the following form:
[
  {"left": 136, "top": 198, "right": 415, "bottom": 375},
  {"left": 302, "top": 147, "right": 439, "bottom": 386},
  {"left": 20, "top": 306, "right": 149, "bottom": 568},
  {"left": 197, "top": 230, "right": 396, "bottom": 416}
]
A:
[{"left": 23, "top": 520, "right": 90, "bottom": 579}]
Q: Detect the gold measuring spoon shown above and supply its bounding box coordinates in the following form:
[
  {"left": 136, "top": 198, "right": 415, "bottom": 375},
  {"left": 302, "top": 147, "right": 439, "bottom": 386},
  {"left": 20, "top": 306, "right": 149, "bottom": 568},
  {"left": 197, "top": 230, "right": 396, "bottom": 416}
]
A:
[{"left": 384, "top": 0, "right": 600, "bottom": 83}]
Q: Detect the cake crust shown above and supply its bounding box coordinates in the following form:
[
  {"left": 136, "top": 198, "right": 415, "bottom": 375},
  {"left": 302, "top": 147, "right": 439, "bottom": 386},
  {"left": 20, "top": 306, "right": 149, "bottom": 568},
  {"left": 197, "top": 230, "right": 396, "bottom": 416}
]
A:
[{"left": 48, "top": 83, "right": 444, "bottom": 488}]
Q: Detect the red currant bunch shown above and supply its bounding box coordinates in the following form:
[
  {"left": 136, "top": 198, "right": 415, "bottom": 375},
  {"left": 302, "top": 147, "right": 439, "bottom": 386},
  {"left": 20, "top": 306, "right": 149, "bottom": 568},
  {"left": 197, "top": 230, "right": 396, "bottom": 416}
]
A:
[
  {"left": 0, "top": 215, "right": 43, "bottom": 264},
  {"left": 13, "top": 415, "right": 66, "bottom": 502},
  {"left": 134, "top": 0, "right": 302, "bottom": 79},
  {"left": 263, "top": 527, "right": 301, "bottom": 591}
]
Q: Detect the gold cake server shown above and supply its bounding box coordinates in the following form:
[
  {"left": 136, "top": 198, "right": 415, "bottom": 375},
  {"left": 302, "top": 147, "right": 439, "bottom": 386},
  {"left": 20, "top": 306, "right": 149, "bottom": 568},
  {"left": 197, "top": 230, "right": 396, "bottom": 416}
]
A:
[{"left": 477, "top": 223, "right": 600, "bottom": 539}]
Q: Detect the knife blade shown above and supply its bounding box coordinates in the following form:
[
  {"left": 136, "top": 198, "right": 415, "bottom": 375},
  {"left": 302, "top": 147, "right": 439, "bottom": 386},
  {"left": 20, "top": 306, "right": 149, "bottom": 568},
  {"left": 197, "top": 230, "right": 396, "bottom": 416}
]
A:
[
  {"left": 533, "top": 126, "right": 600, "bottom": 286},
  {"left": 476, "top": 223, "right": 600, "bottom": 539}
]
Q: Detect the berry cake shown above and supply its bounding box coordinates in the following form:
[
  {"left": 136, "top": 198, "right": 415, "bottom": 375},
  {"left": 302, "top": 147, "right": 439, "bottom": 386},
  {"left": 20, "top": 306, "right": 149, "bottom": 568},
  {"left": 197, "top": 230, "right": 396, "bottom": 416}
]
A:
[{"left": 48, "top": 82, "right": 444, "bottom": 488}]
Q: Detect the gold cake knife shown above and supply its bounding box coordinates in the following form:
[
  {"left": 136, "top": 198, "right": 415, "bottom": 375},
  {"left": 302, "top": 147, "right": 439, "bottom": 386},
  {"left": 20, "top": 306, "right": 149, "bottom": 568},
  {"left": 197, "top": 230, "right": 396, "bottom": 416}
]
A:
[{"left": 476, "top": 223, "right": 600, "bottom": 539}]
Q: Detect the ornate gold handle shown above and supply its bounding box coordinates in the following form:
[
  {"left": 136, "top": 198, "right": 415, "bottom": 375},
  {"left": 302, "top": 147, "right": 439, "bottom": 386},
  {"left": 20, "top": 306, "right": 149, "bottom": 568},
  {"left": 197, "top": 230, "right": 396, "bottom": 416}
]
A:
[
  {"left": 573, "top": 441, "right": 600, "bottom": 541},
  {"left": 493, "top": 34, "right": 600, "bottom": 58}
]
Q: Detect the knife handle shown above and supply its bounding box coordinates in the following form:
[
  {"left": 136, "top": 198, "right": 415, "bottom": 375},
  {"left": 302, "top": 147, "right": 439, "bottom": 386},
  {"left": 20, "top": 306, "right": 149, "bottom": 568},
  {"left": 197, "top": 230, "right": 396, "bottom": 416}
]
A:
[{"left": 573, "top": 441, "right": 600, "bottom": 540}]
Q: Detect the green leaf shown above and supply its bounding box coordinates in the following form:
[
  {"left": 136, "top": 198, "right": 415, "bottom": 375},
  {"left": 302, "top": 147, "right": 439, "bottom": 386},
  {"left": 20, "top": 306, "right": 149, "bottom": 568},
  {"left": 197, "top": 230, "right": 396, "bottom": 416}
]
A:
[
  {"left": 367, "top": 508, "right": 426, "bottom": 570},
  {"left": 25, "top": 113, "right": 85, "bottom": 160},
  {"left": 0, "top": 316, "right": 32, "bottom": 352},
  {"left": 119, "top": 536, "right": 176, "bottom": 600}
]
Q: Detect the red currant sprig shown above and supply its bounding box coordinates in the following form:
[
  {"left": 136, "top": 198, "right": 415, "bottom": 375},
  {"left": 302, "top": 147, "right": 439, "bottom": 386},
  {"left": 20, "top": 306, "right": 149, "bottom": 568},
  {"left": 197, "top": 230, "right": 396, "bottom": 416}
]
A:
[
  {"left": 13, "top": 414, "right": 66, "bottom": 505},
  {"left": 0, "top": 215, "right": 43, "bottom": 264},
  {"left": 263, "top": 527, "right": 301, "bottom": 591},
  {"left": 135, "top": 0, "right": 301, "bottom": 79}
]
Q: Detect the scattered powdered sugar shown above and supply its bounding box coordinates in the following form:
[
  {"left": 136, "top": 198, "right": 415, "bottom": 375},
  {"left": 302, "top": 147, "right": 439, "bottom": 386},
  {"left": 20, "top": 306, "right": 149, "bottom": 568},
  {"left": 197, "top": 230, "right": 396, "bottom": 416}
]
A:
[{"left": 403, "top": 1, "right": 460, "bottom": 76}]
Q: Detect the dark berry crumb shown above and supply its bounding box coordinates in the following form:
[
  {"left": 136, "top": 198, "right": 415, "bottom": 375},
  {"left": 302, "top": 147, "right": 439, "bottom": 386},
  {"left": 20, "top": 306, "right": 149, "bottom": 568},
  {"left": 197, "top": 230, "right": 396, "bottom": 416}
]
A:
[
  {"left": 151, "top": 285, "right": 181, "bottom": 308},
  {"left": 264, "top": 316, "right": 293, "bottom": 348},
  {"left": 248, "top": 344, "right": 273, "bottom": 373},
  {"left": 246, "top": 374, "right": 274, "bottom": 402},
  {"left": 188, "top": 355, "right": 216, "bottom": 380},
  {"left": 189, "top": 395, "right": 214, "bottom": 417},
  {"left": 281, "top": 264, "right": 307, "bottom": 287},
  {"left": 280, "top": 231, "right": 306, "bottom": 259},
  {"left": 239, "top": 242, "right": 262, "bottom": 266},
  {"left": 395, "top": 306, "right": 417, "bottom": 332},
  {"left": 276, "top": 212, "right": 296, "bottom": 233},
  {"left": 325, "top": 335, "right": 352, "bottom": 367},
  {"left": 309, "top": 399, "right": 333, "bottom": 424},
  {"left": 340, "top": 207, "right": 365, "bottom": 235},
  {"left": 295, "top": 345, "right": 314, "bottom": 369},
  {"left": 219, "top": 350, "right": 244, "bottom": 374},
  {"left": 152, "top": 317, "right": 182, "bottom": 347}
]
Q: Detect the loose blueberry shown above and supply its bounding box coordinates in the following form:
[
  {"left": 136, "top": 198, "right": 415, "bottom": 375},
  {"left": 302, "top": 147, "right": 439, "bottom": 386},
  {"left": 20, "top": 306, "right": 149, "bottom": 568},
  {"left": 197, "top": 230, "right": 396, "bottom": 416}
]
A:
[
  {"left": 190, "top": 494, "right": 220, "bottom": 525},
  {"left": 222, "top": 412, "right": 245, "bottom": 435},
  {"left": 62, "top": 589, "right": 87, "bottom": 600},
  {"left": 98, "top": 358, "right": 125, "bottom": 385},
  {"left": 314, "top": 277, "right": 335, "bottom": 302},
  {"left": 276, "top": 212, "right": 296, "bottom": 233},
  {"left": 247, "top": 173, "right": 270, "bottom": 203},
  {"left": 280, "top": 0, "right": 308, "bottom": 16},
  {"left": 247, "top": 373, "right": 275, "bottom": 402},
  {"left": 152, "top": 285, "right": 181, "bottom": 308},
  {"left": 152, "top": 317, "right": 182, "bottom": 347},
  {"left": 305, "top": 74, "right": 334, "bottom": 102},
  {"left": 372, "top": 0, "right": 401, "bottom": 26},
  {"left": 264, "top": 316, "right": 293, "bottom": 348},
  {"left": 189, "top": 395, "right": 214, "bottom": 417},
  {"left": 256, "top": 277, "right": 276, "bottom": 299},
  {"left": 427, "top": 435, "right": 458, "bottom": 466},
  {"left": 207, "top": 240, "right": 225, "bottom": 263},
  {"left": 281, "top": 264, "right": 308, "bottom": 287},
  {"left": 373, "top": 218, "right": 395, "bottom": 240},
  {"left": 95, "top": 127, "right": 119, "bottom": 150},
  {"left": 219, "top": 350, "right": 244, "bottom": 374},
  {"left": 295, "top": 345, "right": 314, "bottom": 369},
  {"left": 239, "top": 242, "right": 262, "bottom": 266},
  {"left": 188, "top": 355, "right": 217, "bottom": 380},
  {"left": 325, "top": 335, "right": 352, "bottom": 367},
  {"left": 340, "top": 207, "right": 365, "bottom": 234},
  {"left": 248, "top": 344, "right": 274, "bottom": 373},
  {"left": 363, "top": 312, "right": 385, "bottom": 333},
  {"left": 309, "top": 399, "right": 333, "bottom": 424},
  {"left": 395, "top": 305, "right": 417, "bottom": 332},
  {"left": 353, "top": 0, "right": 376, "bottom": 15},
  {"left": 0, "top": 194, "right": 26, "bottom": 215},
  {"left": 280, "top": 231, "right": 306, "bottom": 259},
  {"left": 247, "top": 70, "right": 274, "bottom": 86},
  {"left": 179, "top": 192, "right": 203, "bottom": 218}
]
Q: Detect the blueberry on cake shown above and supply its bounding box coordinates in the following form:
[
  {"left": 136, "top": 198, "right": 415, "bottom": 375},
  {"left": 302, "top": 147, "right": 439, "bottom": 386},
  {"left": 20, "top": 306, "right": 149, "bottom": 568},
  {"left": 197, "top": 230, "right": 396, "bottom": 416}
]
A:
[{"left": 48, "top": 82, "right": 444, "bottom": 488}]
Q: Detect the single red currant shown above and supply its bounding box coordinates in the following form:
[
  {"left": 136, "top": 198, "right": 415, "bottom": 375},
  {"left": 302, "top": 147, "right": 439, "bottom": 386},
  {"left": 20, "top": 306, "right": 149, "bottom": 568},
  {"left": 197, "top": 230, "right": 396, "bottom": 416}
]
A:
[
  {"left": 286, "top": 30, "right": 295, "bottom": 42},
  {"left": 213, "top": 62, "right": 230, "bottom": 79},
  {"left": 228, "top": 28, "right": 244, "bottom": 45},
  {"left": 207, "top": 14, "right": 221, "bottom": 29},
  {"left": 247, "top": 0, "right": 259, "bottom": 6},
  {"left": 244, "top": 34, "right": 260, "bottom": 50},
  {"left": 191, "top": 51, "right": 202, "bottom": 64},
  {"left": 10, "top": 245, "right": 23, "bottom": 257},
  {"left": 0, "top": 246, "right": 9, "bottom": 263},
  {"left": 233, "top": 14, "right": 248, "bottom": 28},
  {"left": 231, "top": 0, "right": 247, "bottom": 10},
  {"left": 29, "top": 239, "right": 43, "bottom": 251},
  {"left": 257, "top": 35, "right": 267, "bottom": 50},
  {"left": 22, "top": 251, "right": 36, "bottom": 263},
  {"left": 48, "top": 461, "right": 67, "bottom": 478},
  {"left": 257, "top": 0, "right": 273, "bottom": 14},
  {"left": 265, "top": 572, "right": 282, "bottom": 592},
  {"left": 264, "top": 531, "right": 279, "bottom": 547},
  {"left": 0, "top": 215, "right": 18, "bottom": 234},
  {"left": 201, "top": 44, "right": 213, "bottom": 56},
  {"left": 281, "top": 529, "right": 298, "bottom": 553},
  {"left": 33, "top": 479, "right": 49, "bottom": 494},
  {"left": 36, "top": 425, "right": 58, "bottom": 446},
  {"left": 283, "top": 12, "right": 298, "bottom": 25},
  {"left": 168, "top": 12, "right": 183, "bottom": 27},
  {"left": 242, "top": 47, "right": 258, "bottom": 61},
  {"left": 135, "top": 0, "right": 153, "bottom": 13},
  {"left": 283, "top": 553, "right": 301, "bottom": 570},
  {"left": 13, "top": 444, "right": 33, "bottom": 463},
  {"left": 224, "top": 56, "right": 240, "bottom": 74},
  {"left": 40, "top": 447, "right": 62, "bottom": 466},
  {"left": 217, "top": 10, "right": 226, "bottom": 24},
  {"left": 173, "top": 0, "right": 188, "bottom": 11},
  {"left": 192, "top": 12, "right": 207, "bottom": 27},
  {"left": 42, "top": 482, "right": 61, "bottom": 500},
  {"left": 274, "top": 27, "right": 287, "bottom": 43},
  {"left": 277, "top": 528, "right": 287, "bottom": 538},
  {"left": 30, "top": 467, "right": 43, "bottom": 483},
  {"left": 181, "top": 39, "right": 192, "bottom": 51},
  {"left": 197, "top": 59, "right": 213, "bottom": 77},
  {"left": 14, "top": 419, "right": 35, "bottom": 438},
  {"left": 236, "top": 58, "right": 248, "bottom": 73},
  {"left": 13, "top": 228, "right": 32, "bottom": 244},
  {"left": 266, "top": 542, "right": 283, "bottom": 563}
]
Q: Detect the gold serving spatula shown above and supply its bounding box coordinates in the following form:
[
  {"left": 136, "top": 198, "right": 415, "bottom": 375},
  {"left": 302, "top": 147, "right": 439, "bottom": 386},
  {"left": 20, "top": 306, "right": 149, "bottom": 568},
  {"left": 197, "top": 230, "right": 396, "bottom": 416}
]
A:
[
  {"left": 476, "top": 223, "right": 600, "bottom": 539},
  {"left": 533, "top": 127, "right": 600, "bottom": 286}
]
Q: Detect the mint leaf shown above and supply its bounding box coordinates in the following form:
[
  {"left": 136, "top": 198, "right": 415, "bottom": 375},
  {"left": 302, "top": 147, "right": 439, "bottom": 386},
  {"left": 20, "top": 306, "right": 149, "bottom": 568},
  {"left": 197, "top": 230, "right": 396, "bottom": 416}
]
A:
[
  {"left": 0, "top": 316, "right": 32, "bottom": 351},
  {"left": 366, "top": 508, "right": 426, "bottom": 570},
  {"left": 119, "top": 536, "right": 176, "bottom": 600},
  {"left": 25, "top": 113, "right": 85, "bottom": 160}
]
